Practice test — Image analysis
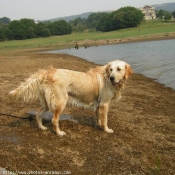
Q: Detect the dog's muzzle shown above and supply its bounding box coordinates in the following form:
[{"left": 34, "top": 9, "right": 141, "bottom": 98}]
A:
[
  {"left": 110, "top": 76, "right": 115, "bottom": 82},
  {"left": 110, "top": 76, "right": 121, "bottom": 86}
]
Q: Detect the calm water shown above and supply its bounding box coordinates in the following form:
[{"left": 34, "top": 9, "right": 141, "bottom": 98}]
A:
[{"left": 47, "top": 39, "right": 175, "bottom": 89}]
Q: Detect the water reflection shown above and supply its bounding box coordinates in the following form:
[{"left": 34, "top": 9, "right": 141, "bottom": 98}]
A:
[
  {"left": 27, "top": 111, "right": 97, "bottom": 128},
  {"left": 27, "top": 111, "right": 78, "bottom": 123},
  {"left": 0, "top": 132, "right": 20, "bottom": 144}
]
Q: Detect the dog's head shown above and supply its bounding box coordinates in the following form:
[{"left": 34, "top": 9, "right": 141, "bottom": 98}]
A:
[{"left": 105, "top": 60, "right": 133, "bottom": 87}]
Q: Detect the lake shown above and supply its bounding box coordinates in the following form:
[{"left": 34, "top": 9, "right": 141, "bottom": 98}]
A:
[{"left": 46, "top": 39, "right": 175, "bottom": 90}]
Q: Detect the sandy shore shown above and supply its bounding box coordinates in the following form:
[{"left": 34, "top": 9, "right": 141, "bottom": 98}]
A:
[{"left": 0, "top": 36, "right": 175, "bottom": 174}]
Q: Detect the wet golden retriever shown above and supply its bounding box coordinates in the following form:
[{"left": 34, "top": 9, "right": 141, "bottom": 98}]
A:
[{"left": 9, "top": 60, "right": 132, "bottom": 136}]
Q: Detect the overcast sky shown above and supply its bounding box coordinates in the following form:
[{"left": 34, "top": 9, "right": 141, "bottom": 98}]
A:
[{"left": 0, "top": 0, "right": 173, "bottom": 21}]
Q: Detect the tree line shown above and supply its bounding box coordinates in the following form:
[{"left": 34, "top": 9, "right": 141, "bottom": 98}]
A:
[
  {"left": 0, "top": 18, "right": 72, "bottom": 41},
  {"left": 96, "top": 7, "right": 144, "bottom": 32},
  {"left": 68, "top": 7, "right": 175, "bottom": 32},
  {"left": 0, "top": 6, "right": 175, "bottom": 41},
  {"left": 69, "top": 7, "right": 144, "bottom": 32},
  {"left": 156, "top": 9, "right": 174, "bottom": 21}
]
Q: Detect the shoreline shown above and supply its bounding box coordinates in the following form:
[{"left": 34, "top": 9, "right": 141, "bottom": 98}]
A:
[
  {"left": 67, "top": 32, "right": 175, "bottom": 48},
  {"left": 3, "top": 32, "right": 174, "bottom": 52}
]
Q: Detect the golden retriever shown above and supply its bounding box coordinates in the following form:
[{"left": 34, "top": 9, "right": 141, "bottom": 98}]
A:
[{"left": 9, "top": 60, "right": 132, "bottom": 136}]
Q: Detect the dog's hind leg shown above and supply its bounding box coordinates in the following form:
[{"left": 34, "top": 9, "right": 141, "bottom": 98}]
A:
[
  {"left": 52, "top": 96, "right": 68, "bottom": 136},
  {"left": 36, "top": 95, "right": 49, "bottom": 130},
  {"left": 36, "top": 106, "right": 48, "bottom": 130}
]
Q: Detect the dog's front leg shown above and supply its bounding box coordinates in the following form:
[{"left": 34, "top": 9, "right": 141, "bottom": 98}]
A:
[{"left": 98, "top": 102, "right": 114, "bottom": 133}]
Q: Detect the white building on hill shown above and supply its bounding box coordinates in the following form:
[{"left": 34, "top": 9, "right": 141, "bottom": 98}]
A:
[{"left": 139, "top": 5, "right": 156, "bottom": 20}]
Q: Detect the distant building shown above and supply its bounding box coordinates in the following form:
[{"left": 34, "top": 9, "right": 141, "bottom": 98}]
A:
[{"left": 139, "top": 5, "right": 156, "bottom": 20}]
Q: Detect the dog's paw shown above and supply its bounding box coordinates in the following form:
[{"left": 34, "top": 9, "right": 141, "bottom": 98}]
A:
[
  {"left": 57, "top": 131, "right": 66, "bottom": 136},
  {"left": 98, "top": 119, "right": 102, "bottom": 126},
  {"left": 40, "top": 126, "right": 47, "bottom": 131},
  {"left": 105, "top": 128, "right": 114, "bottom": 133}
]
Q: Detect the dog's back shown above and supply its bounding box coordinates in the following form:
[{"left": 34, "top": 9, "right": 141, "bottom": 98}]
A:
[{"left": 9, "top": 67, "right": 101, "bottom": 110}]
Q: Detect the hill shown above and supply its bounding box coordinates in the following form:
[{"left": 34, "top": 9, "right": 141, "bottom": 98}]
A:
[
  {"left": 43, "top": 2, "right": 175, "bottom": 22},
  {"left": 47, "top": 12, "right": 93, "bottom": 22},
  {"left": 152, "top": 2, "right": 175, "bottom": 12}
]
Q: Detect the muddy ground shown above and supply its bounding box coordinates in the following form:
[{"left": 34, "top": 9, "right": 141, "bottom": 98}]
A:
[{"left": 0, "top": 48, "right": 175, "bottom": 175}]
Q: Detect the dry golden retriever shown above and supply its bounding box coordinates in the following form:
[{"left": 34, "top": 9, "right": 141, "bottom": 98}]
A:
[{"left": 9, "top": 60, "right": 132, "bottom": 136}]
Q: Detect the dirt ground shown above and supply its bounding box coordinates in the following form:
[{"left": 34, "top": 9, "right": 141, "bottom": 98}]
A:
[{"left": 0, "top": 48, "right": 175, "bottom": 175}]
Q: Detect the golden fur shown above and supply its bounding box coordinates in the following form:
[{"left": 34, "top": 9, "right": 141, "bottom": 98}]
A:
[{"left": 9, "top": 60, "right": 132, "bottom": 136}]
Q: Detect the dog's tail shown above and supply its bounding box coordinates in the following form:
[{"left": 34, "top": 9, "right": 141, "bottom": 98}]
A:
[{"left": 9, "top": 69, "right": 47, "bottom": 103}]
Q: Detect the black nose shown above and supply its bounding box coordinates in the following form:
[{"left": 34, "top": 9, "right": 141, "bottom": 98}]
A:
[{"left": 110, "top": 76, "right": 115, "bottom": 82}]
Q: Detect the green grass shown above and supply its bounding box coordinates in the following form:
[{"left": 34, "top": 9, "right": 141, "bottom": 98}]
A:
[{"left": 0, "top": 20, "right": 175, "bottom": 51}]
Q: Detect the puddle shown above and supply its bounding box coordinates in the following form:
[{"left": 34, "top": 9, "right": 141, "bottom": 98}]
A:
[
  {"left": 0, "top": 132, "right": 20, "bottom": 144},
  {"left": 26, "top": 111, "right": 78, "bottom": 124}
]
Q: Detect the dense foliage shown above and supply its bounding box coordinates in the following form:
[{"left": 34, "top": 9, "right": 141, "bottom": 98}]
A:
[
  {"left": 47, "top": 20, "right": 72, "bottom": 35},
  {"left": 68, "top": 13, "right": 108, "bottom": 31},
  {"left": 0, "top": 17, "right": 11, "bottom": 25},
  {"left": 173, "top": 11, "right": 175, "bottom": 18},
  {"left": 0, "top": 18, "right": 72, "bottom": 41},
  {"left": 164, "top": 13, "right": 172, "bottom": 21},
  {"left": 69, "top": 7, "right": 144, "bottom": 32},
  {"left": 156, "top": 9, "right": 172, "bottom": 19},
  {"left": 68, "top": 17, "right": 87, "bottom": 32},
  {"left": 86, "top": 12, "right": 108, "bottom": 29},
  {"left": 96, "top": 7, "right": 144, "bottom": 32},
  {"left": 156, "top": 9, "right": 173, "bottom": 21}
]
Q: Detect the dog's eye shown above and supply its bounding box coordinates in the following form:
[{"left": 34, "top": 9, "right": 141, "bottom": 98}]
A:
[
  {"left": 110, "top": 68, "right": 113, "bottom": 72},
  {"left": 117, "top": 67, "right": 121, "bottom": 71}
]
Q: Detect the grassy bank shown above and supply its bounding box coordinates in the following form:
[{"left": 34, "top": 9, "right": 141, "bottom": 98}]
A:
[{"left": 0, "top": 20, "right": 175, "bottom": 51}]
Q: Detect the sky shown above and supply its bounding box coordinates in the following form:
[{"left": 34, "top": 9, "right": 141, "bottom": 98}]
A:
[{"left": 0, "top": 0, "right": 173, "bottom": 21}]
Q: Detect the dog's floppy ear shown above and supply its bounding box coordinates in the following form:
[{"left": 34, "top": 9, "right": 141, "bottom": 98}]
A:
[
  {"left": 105, "top": 64, "right": 110, "bottom": 77},
  {"left": 124, "top": 64, "right": 133, "bottom": 79}
]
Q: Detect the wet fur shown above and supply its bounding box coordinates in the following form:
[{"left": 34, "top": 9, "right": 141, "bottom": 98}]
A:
[{"left": 9, "top": 60, "right": 132, "bottom": 136}]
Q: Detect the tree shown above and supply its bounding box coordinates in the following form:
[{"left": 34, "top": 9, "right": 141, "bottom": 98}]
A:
[
  {"left": 4, "top": 28, "right": 14, "bottom": 40},
  {"left": 20, "top": 19, "right": 36, "bottom": 38},
  {"left": 86, "top": 12, "right": 107, "bottom": 28},
  {"left": 8, "top": 19, "right": 37, "bottom": 40},
  {"left": 47, "top": 20, "right": 72, "bottom": 35},
  {"left": 35, "top": 22, "right": 50, "bottom": 37},
  {"left": 0, "top": 28, "right": 6, "bottom": 41},
  {"left": 156, "top": 9, "right": 172, "bottom": 20},
  {"left": 0, "top": 17, "right": 11, "bottom": 25},
  {"left": 43, "top": 28, "right": 51, "bottom": 37},
  {"left": 173, "top": 11, "right": 175, "bottom": 18},
  {"left": 8, "top": 20, "right": 27, "bottom": 40},
  {"left": 164, "top": 13, "right": 172, "bottom": 21},
  {"left": 96, "top": 15, "right": 107, "bottom": 31},
  {"left": 28, "top": 27, "right": 36, "bottom": 38},
  {"left": 69, "top": 17, "right": 86, "bottom": 32},
  {"left": 97, "top": 6, "right": 143, "bottom": 32},
  {"left": 47, "top": 22, "right": 56, "bottom": 35},
  {"left": 157, "top": 10, "right": 164, "bottom": 19}
]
